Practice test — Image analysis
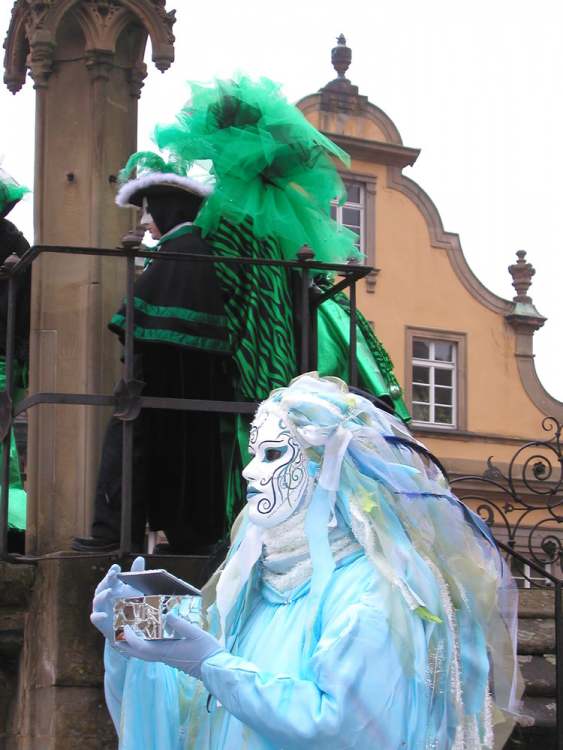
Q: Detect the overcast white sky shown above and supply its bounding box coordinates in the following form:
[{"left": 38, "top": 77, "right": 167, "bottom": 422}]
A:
[{"left": 1, "top": 0, "right": 562, "bottom": 401}]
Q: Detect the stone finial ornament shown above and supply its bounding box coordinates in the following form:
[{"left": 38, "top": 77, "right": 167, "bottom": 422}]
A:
[
  {"left": 3, "top": 0, "right": 176, "bottom": 94},
  {"left": 508, "top": 249, "right": 536, "bottom": 304},
  {"left": 505, "top": 250, "right": 546, "bottom": 333},
  {"left": 321, "top": 33, "right": 368, "bottom": 114},
  {"left": 331, "top": 34, "right": 351, "bottom": 80}
]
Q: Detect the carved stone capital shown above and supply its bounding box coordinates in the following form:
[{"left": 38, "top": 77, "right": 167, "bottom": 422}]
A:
[
  {"left": 85, "top": 48, "right": 114, "bottom": 82},
  {"left": 28, "top": 36, "right": 56, "bottom": 88},
  {"left": 4, "top": 0, "right": 176, "bottom": 93},
  {"left": 3, "top": 1, "right": 56, "bottom": 91},
  {"left": 127, "top": 61, "right": 147, "bottom": 98}
]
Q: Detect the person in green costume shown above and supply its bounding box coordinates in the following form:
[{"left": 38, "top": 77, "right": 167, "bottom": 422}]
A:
[
  {"left": 73, "top": 173, "right": 233, "bottom": 554},
  {"left": 79, "top": 75, "right": 411, "bottom": 552},
  {"left": 0, "top": 167, "right": 31, "bottom": 552},
  {"left": 132, "top": 75, "right": 410, "bottom": 525}
]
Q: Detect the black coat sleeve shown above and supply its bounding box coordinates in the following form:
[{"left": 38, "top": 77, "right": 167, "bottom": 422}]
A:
[{"left": 0, "top": 219, "right": 32, "bottom": 367}]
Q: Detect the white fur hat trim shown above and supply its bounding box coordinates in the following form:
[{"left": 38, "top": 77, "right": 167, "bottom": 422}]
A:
[{"left": 115, "top": 172, "right": 213, "bottom": 207}]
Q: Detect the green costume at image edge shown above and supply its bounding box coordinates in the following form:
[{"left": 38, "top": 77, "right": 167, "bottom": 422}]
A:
[
  {"left": 115, "top": 75, "right": 410, "bottom": 523},
  {"left": 0, "top": 172, "right": 30, "bottom": 531}
]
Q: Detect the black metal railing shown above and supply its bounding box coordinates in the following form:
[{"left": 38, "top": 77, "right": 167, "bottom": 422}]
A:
[
  {"left": 451, "top": 420, "right": 563, "bottom": 749},
  {"left": 450, "top": 417, "right": 563, "bottom": 572},
  {"left": 0, "top": 241, "right": 372, "bottom": 560}
]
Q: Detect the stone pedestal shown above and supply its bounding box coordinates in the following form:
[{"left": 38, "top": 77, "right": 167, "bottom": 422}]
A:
[{"left": 5, "top": 555, "right": 208, "bottom": 750}]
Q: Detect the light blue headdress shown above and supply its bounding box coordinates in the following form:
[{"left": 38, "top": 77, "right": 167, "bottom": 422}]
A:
[{"left": 214, "top": 373, "right": 522, "bottom": 743}]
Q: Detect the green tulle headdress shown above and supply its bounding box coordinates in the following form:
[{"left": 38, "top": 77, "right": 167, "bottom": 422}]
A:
[
  {"left": 115, "top": 150, "right": 213, "bottom": 208},
  {"left": 118, "top": 151, "right": 189, "bottom": 185},
  {"left": 150, "top": 75, "right": 360, "bottom": 263},
  {"left": 0, "top": 167, "right": 30, "bottom": 220}
]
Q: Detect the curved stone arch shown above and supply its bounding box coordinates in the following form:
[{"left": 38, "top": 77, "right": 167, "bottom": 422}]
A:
[
  {"left": 107, "top": 0, "right": 175, "bottom": 70},
  {"left": 297, "top": 94, "right": 324, "bottom": 117},
  {"left": 360, "top": 100, "right": 403, "bottom": 146},
  {"left": 515, "top": 354, "right": 563, "bottom": 420},
  {"left": 386, "top": 164, "right": 512, "bottom": 316},
  {"left": 70, "top": 4, "right": 129, "bottom": 51},
  {"left": 51, "top": 0, "right": 174, "bottom": 66},
  {"left": 297, "top": 92, "right": 404, "bottom": 146}
]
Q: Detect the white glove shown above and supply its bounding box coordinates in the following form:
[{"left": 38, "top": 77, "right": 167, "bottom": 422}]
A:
[
  {"left": 90, "top": 556, "right": 145, "bottom": 642},
  {"left": 117, "top": 613, "right": 224, "bottom": 680}
]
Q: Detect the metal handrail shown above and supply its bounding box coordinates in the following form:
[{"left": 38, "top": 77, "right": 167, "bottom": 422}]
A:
[{"left": 0, "top": 242, "right": 371, "bottom": 560}]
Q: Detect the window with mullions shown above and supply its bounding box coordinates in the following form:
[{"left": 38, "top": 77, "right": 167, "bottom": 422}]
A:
[
  {"left": 411, "top": 339, "right": 456, "bottom": 427},
  {"left": 330, "top": 181, "right": 364, "bottom": 256}
]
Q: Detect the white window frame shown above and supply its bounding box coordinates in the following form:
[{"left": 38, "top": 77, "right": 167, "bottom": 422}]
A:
[
  {"left": 512, "top": 560, "right": 553, "bottom": 589},
  {"left": 331, "top": 180, "right": 365, "bottom": 259},
  {"left": 411, "top": 339, "right": 457, "bottom": 428}
]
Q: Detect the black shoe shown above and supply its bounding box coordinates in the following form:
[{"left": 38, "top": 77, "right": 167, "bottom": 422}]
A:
[
  {"left": 71, "top": 536, "right": 120, "bottom": 553},
  {"left": 7, "top": 529, "right": 25, "bottom": 554}
]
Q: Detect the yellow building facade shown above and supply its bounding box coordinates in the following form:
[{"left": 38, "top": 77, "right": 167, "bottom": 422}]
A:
[{"left": 298, "top": 37, "right": 563, "bottom": 565}]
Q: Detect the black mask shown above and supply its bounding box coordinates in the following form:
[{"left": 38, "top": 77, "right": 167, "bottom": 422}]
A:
[{"left": 147, "top": 191, "right": 204, "bottom": 235}]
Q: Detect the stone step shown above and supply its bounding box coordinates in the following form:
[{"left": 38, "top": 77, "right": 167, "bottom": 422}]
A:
[
  {"left": 0, "top": 562, "right": 35, "bottom": 608},
  {"left": 506, "top": 724, "right": 556, "bottom": 750},
  {"left": 518, "top": 618, "right": 556, "bottom": 655},
  {"left": 0, "top": 609, "right": 25, "bottom": 658},
  {"left": 515, "top": 694, "right": 556, "bottom": 730},
  {"left": 518, "top": 654, "right": 556, "bottom": 696},
  {"left": 518, "top": 589, "right": 557, "bottom": 619},
  {"left": 505, "top": 696, "right": 557, "bottom": 750}
]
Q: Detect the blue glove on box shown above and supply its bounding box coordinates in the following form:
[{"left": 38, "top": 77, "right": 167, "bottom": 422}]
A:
[
  {"left": 117, "top": 614, "right": 224, "bottom": 680},
  {"left": 91, "top": 556, "right": 145, "bottom": 642}
]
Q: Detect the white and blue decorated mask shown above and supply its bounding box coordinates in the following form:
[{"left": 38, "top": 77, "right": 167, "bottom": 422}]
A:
[{"left": 243, "top": 411, "right": 309, "bottom": 528}]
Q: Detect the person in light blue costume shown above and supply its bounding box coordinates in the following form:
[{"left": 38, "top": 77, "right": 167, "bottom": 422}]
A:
[{"left": 92, "top": 373, "right": 522, "bottom": 749}]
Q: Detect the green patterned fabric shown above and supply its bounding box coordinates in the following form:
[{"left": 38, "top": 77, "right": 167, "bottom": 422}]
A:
[
  {"left": 210, "top": 219, "right": 298, "bottom": 402},
  {"left": 207, "top": 219, "right": 299, "bottom": 521},
  {"left": 124, "top": 297, "right": 226, "bottom": 327},
  {"left": 109, "top": 227, "right": 229, "bottom": 354},
  {"left": 208, "top": 222, "right": 412, "bottom": 520},
  {"left": 109, "top": 315, "right": 231, "bottom": 353}
]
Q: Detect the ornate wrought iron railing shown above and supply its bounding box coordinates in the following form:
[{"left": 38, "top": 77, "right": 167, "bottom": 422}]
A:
[
  {"left": 450, "top": 419, "right": 563, "bottom": 749},
  {"left": 450, "top": 417, "right": 563, "bottom": 573}
]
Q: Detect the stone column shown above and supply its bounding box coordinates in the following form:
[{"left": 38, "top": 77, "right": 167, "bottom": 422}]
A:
[
  {"left": 4, "top": 0, "right": 176, "bottom": 554},
  {"left": 3, "top": 4, "right": 176, "bottom": 746}
]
